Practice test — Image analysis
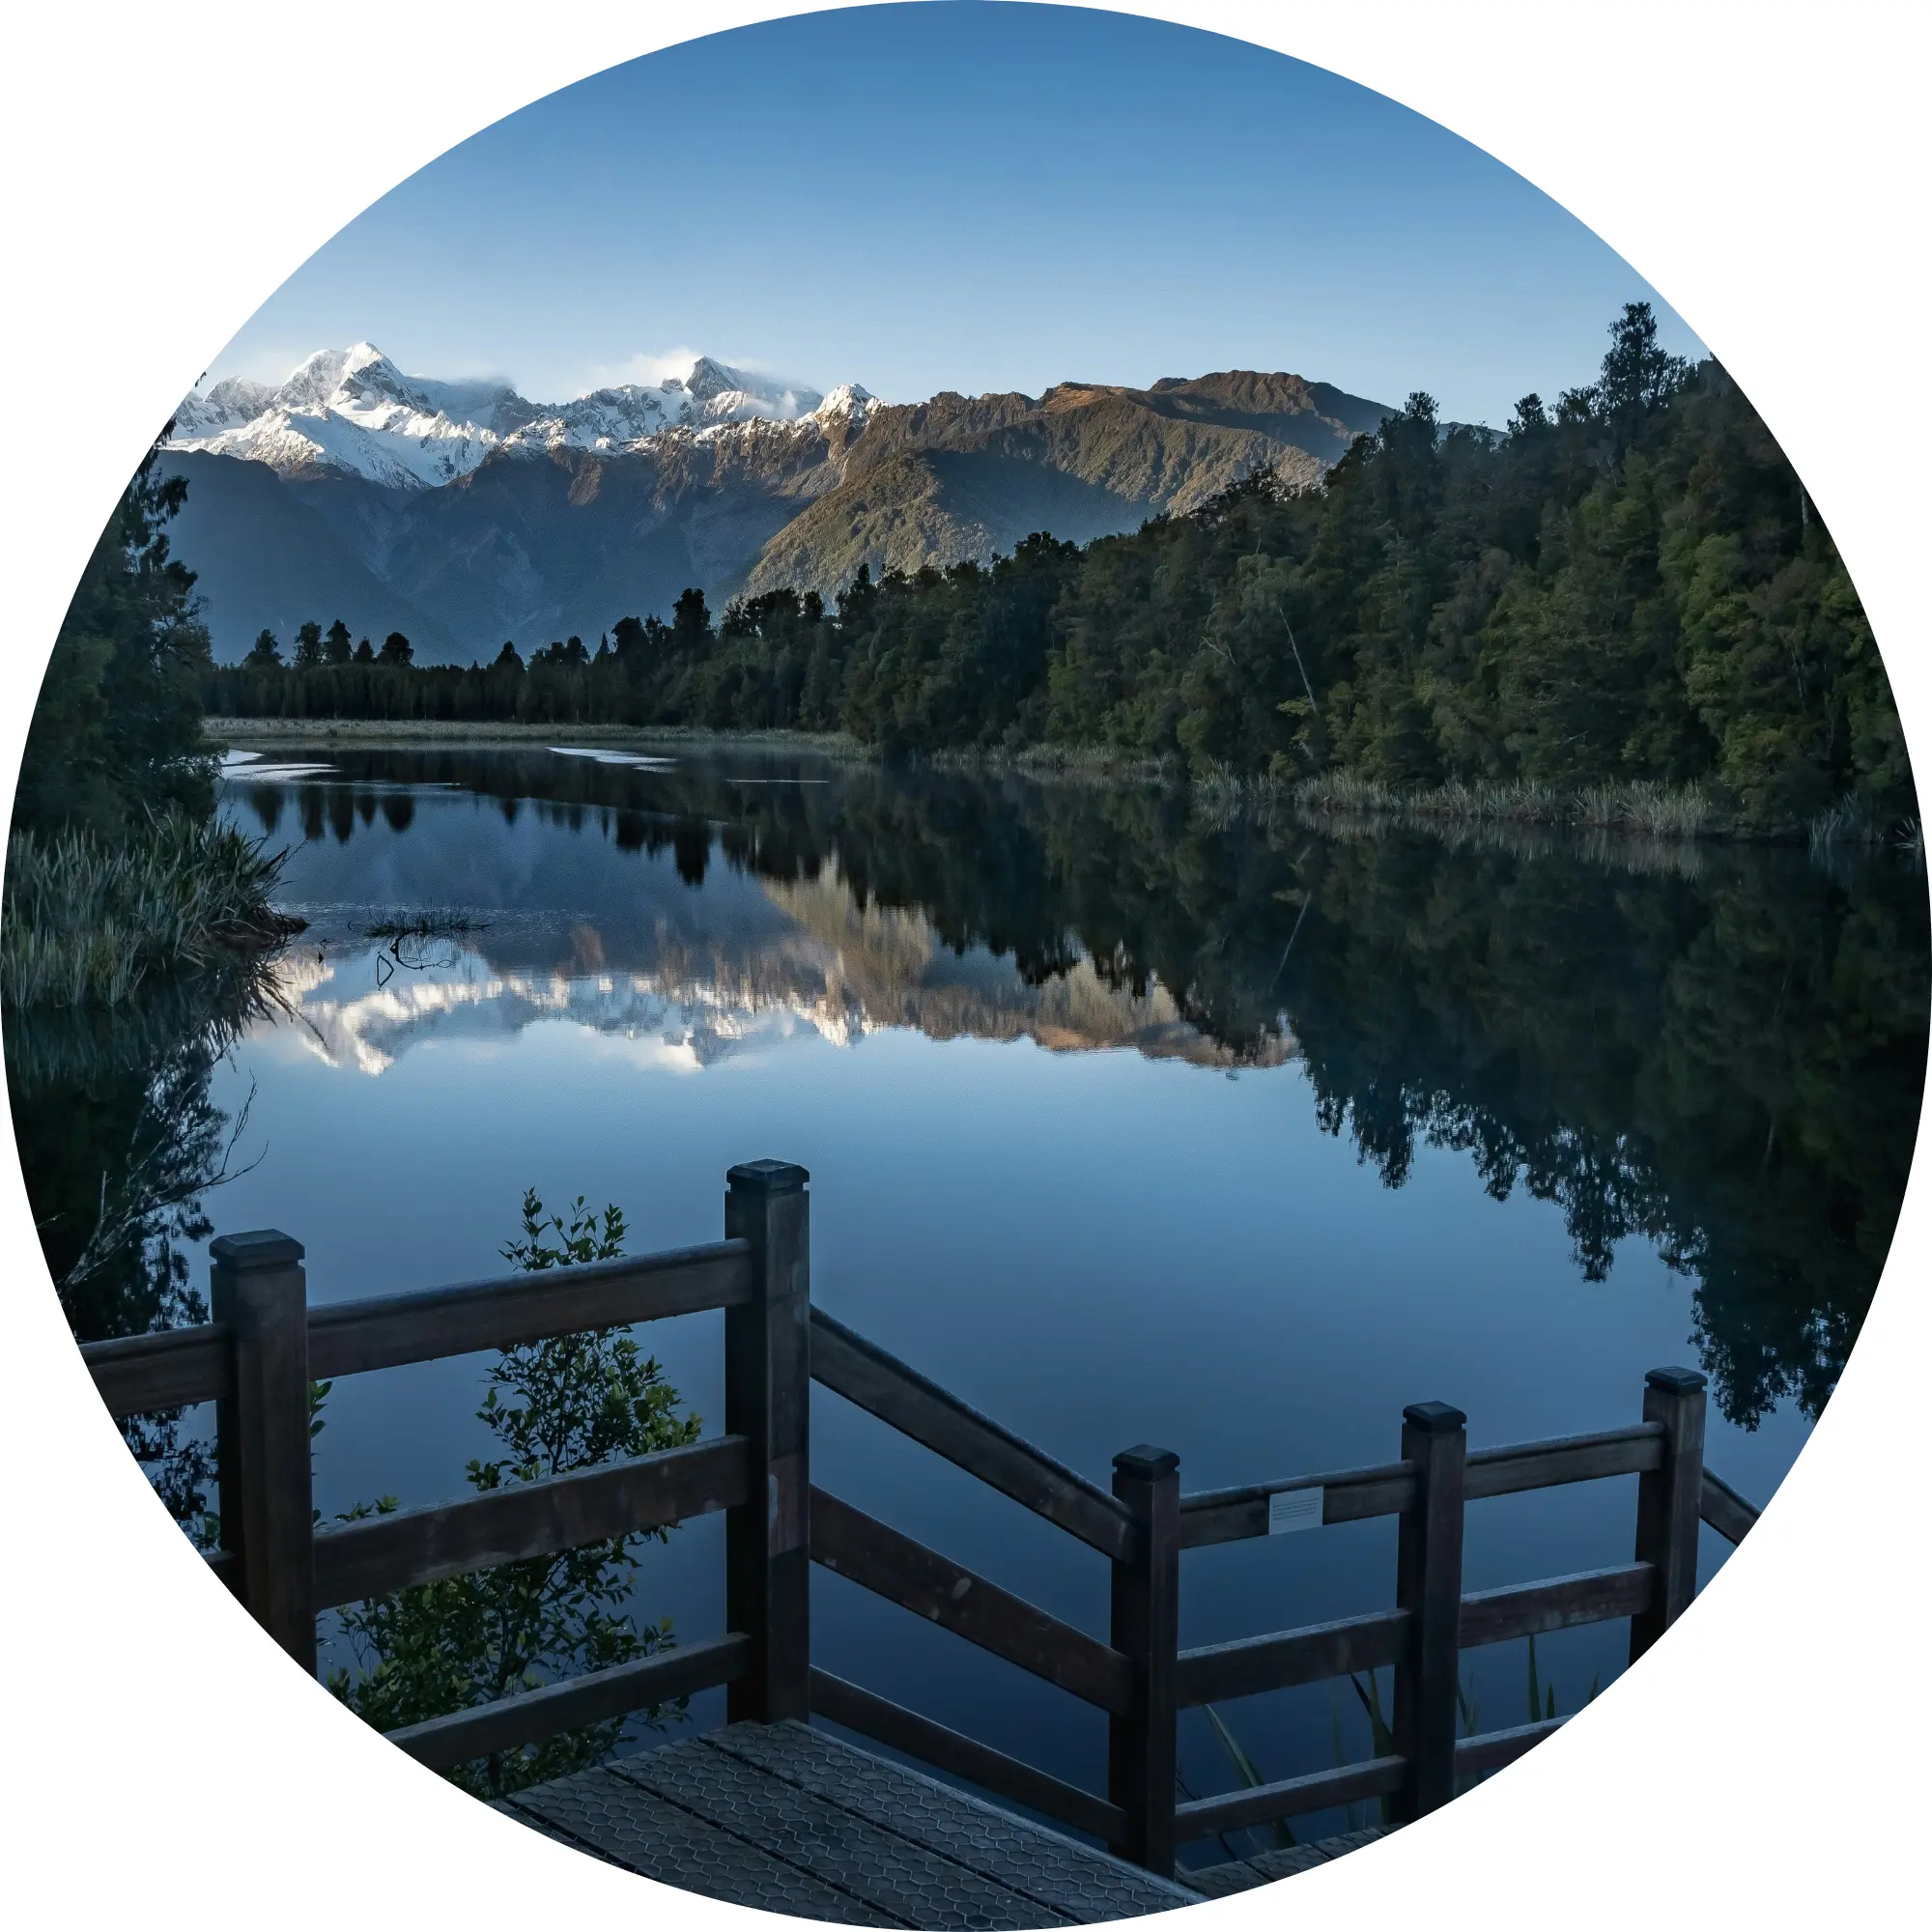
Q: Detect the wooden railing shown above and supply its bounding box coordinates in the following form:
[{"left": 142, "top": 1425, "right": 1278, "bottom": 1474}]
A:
[
  {"left": 82, "top": 1162, "right": 1763, "bottom": 1878},
  {"left": 803, "top": 1314, "right": 1761, "bottom": 1877},
  {"left": 81, "top": 1159, "right": 812, "bottom": 1773}
]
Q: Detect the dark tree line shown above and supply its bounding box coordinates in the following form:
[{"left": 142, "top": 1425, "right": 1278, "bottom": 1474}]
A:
[
  {"left": 15, "top": 434, "right": 215, "bottom": 838},
  {"left": 206, "top": 307, "right": 1910, "bottom": 835}
]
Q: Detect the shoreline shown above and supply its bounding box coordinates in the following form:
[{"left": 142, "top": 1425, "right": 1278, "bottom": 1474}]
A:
[
  {"left": 204, "top": 717, "right": 876, "bottom": 759},
  {"left": 201, "top": 718, "right": 1914, "bottom": 854}
]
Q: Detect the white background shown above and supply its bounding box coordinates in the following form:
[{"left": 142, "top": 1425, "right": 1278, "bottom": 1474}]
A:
[{"left": 0, "top": 2, "right": 1923, "bottom": 1922}]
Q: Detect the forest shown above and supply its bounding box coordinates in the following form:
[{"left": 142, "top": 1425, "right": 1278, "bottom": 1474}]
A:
[{"left": 206, "top": 305, "right": 1911, "bottom": 838}]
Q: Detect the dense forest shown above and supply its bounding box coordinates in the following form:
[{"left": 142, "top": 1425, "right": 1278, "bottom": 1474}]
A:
[{"left": 207, "top": 305, "right": 1911, "bottom": 836}]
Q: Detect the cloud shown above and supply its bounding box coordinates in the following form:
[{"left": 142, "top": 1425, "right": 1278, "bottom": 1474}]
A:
[
  {"left": 579, "top": 347, "right": 794, "bottom": 396},
  {"left": 582, "top": 346, "right": 703, "bottom": 392}
]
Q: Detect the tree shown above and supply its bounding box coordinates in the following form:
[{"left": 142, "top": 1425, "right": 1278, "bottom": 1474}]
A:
[
  {"left": 293, "top": 621, "right": 324, "bottom": 670},
  {"left": 323, "top": 618, "right": 353, "bottom": 666},
  {"left": 670, "top": 586, "right": 711, "bottom": 652},
  {"left": 243, "top": 629, "right": 282, "bottom": 669},
  {"left": 1595, "top": 300, "right": 1689, "bottom": 456},
  {"left": 352, "top": 638, "right": 375, "bottom": 665},
  {"left": 13, "top": 431, "right": 215, "bottom": 837},
  {"left": 326, "top": 1189, "right": 700, "bottom": 1798},
  {"left": 380, "top": 631, "right": 413, "bottom": 667}
]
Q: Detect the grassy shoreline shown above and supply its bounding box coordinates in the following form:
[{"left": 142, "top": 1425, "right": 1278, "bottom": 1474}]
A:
[
  {"left": 205, "top": 716, "right": 876, "bottom": 759},
  {"left": 203, "top": 717, "right": 1916, "bottom": 851},
  {"left": 3, "top": 813, "right": 297, "bottom": 1010}
]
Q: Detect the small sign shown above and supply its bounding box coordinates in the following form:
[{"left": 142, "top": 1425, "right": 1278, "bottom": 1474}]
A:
[{"left": 1268, "top": 1487, "right": 1323, "bottom": 1535}]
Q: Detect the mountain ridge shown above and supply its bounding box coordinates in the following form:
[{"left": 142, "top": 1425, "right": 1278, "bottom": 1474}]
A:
[{"left": 158, "top": 347, "right": 1391, "bottom": 659}]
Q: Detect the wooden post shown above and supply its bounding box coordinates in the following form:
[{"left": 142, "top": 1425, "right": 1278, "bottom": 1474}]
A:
[
  {"left": 724, "top": 1160, "right": 812, "bottom": 1724},
  {"left": 1630, "top": 1365, "right": 1708, "bottom": 1664},
  {"left": 210, "top": 1230, "right": 315, "bottom": 1672},
  {"left": 1391, "top": 1401, "right": 1465, "bottom": 1821},
  {"left": 1108, "top": 1444, "right": 1179, "bottom": 1877}
]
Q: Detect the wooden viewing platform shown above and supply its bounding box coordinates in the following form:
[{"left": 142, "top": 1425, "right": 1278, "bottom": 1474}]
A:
[
  {"left": 83, "top": 1159, "right": 1764, "bottom": 1918},
  {"left": 503, "top": 1719, "right": 1198, "bottom": 1922}
]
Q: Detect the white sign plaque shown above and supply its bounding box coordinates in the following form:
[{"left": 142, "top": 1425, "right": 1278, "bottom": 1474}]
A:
[{"left": 1267, "top": 1487, "right": 1323, "bottom": 1535}]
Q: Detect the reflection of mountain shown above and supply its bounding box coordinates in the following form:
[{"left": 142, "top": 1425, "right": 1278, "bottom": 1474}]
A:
[
  {"left": 763, "top": 870, "right": 1293, "bottom": 1067},
  {"left": 270, "top": 865, "right": 1296, "bottom": 1076},
  {"left": 231, "top": 745, "right": 1927, "bottom": 1432}
]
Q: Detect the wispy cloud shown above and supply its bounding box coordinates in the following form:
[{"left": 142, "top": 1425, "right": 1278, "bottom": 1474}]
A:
[
  {"left": 580, "top": 347, "right": 805, "bottom": 396},
  {"left": 582, "top": 347, "right": 703, "bottom": 393}
]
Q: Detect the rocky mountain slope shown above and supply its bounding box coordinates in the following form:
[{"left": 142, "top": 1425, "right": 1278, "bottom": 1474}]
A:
[{"left": 159, "top": 348, "right": 1389, "bottom": 660}]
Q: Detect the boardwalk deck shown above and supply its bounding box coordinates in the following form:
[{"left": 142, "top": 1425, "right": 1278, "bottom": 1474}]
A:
[
  {"left": 497, "top": 1720, "right": 1200, "bottom": 1924},
  {"left": 1185, "top": 1827, "right": 1391, "bottom": 1897}
]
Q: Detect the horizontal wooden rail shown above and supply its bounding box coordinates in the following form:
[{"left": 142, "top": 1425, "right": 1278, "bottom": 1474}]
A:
[
  {"left": 1700, "top": 1467, "right": 1760, "bottom": 1546},
  {"left": 810, "top": 1486, "right": 1133, "bottom": 1716},
  {"left": 1179, "top": 1462, "right": 1414, "bottom": 1549},
  {"left": 810, "top": 1667, "right": 1127, "bottom": 1845},
  {"left": 1464, "top": 1424, "right": 1663, "bottom": 1499},
  {"left": 313, "top": 1435, "right": 751, "bottom": 1608},
  {"left": 1177, "top": 1565, "right": 1653, "bottom": 1710},
  {"left": 1174, "top": 1719, "right": 1566, "bottom": 1843},
  {"left": 82, "top": 1324, "right": 232, "bottom": 1418},
  {"left": 80, "top": 1241, "right": 753, "bottom": 1417},
  {"left": 810, "top": 1311, "right": 1135, "bottom": 1562},
  {"left": 1174, "top": 1756, "right": 1406, "bottom": 1842},
  {"left": 386, "top": 1634, "right": 752, "bottom": 1771},
  {"left": 308, "top": 1241, "right": 754, "bottom": 1379},
  {"left": 1455, "top": 1716, "right": 1564, "bottom": 1780},
  {"left": 1458, "top": 1563, "right": 1654, "bottom": 1650},
  {"left": 1180, "top": 1424, "right": 1672, "bottom": 1549},
  {"left": 1177, "top": 1608, "right": 1408, "bottom": 1707}
]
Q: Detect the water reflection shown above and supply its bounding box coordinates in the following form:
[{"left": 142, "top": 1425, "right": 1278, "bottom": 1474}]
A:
[
  {"left": 212, "top": 743, "right": 1928, "bottom": 1435},
  {"left": 277, "top": 867, "right": 1297, "bottom": 1079},
  {"left": 7, "top": 962, "right": 286, "bottom": 1525},
  {"left": 14, "top": 740, "right": 1927, "bottom": 1534}
]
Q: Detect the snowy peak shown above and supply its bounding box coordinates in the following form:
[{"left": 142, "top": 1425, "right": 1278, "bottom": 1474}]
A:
[
  {"left": 167, "top": 345, "right": 862, "bottom": 485},
  {"left": 813, "top": 383, "right": 876, "bottom": 425},
  {"left": 679, "top": 355, "right": 823, "bottom": 422}
]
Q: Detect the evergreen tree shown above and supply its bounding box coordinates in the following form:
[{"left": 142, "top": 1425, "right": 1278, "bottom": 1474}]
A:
[{"left": 14, "top": 432, "right": 214, "bottom": 837}]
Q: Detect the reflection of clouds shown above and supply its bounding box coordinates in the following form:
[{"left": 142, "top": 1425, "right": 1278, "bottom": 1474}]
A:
[{"left": 262, "top": 864, "right": 1298, "bottom": 1079}]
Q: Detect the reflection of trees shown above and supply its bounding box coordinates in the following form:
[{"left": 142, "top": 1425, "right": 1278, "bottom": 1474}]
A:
[
  {"left": 245, "top": 748, "right": 1926, "bottom": 1427},
  {"left": 8, "top": 963, "right": 278, "bottom": 1525},
  {"left": 326, "top": 1192, "right": 697, "bottom": 1798}
]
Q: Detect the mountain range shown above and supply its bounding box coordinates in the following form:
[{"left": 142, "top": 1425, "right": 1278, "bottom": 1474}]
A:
[{"left": 160, "top": 346, "right": 1392, "bottom": 661}]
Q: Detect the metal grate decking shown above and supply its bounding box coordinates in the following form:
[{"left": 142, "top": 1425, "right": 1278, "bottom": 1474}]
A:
[{"left": 496, "top": 1720, "right": 1201, "bottom": 1924}]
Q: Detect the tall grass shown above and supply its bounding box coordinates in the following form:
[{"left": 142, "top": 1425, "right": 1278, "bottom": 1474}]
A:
[
  {"left": 1293, "top": 774, "right": 1717, "bottom": 839},
  {"left": 3, "top": 812, "right": 290, "bottom": 1009}
]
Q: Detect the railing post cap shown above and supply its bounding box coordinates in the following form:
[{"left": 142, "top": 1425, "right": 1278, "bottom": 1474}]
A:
[
  {"left": 1645, "top": 1366, "right": 1708, "bottom": 1395},
  {"left": 209, "top": 1230, "right": 305, "bottom": 1268},
  {"left": 726, "top": 1159, "right": 810, "bottom": 1194},
  {"left": 1402, "top": 1401, "right": 1467, "bottom": 1434},
  {"left": 1113, "top": 1444, "right": 1179, "bottom": 1479}
]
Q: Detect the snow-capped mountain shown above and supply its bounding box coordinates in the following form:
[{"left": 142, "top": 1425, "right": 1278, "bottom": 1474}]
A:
[
  {"left": 160, "top": 354, "right": 1386, "bottom": 662},
  {"left": 166, "top": 344, "right": 871, "bottom": 489}
]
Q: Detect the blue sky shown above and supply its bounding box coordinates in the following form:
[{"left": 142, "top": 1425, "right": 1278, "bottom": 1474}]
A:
[{"left": 205, "top": 2, "right": 1705, "bottom": 428}]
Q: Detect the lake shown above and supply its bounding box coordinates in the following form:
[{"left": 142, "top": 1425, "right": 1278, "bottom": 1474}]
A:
[{"left": 14, "top": 738, "right": 1925, "bottom": 1862}]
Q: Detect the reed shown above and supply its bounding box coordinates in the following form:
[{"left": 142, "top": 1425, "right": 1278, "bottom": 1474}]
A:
[
  {"left": 1293, "top": 773, "right": 1718, "bottom": 839},
  {"left": 1806, "top": 792, "right": 1889, "bottom": 853},
  {"left": 2, "top": 812, "right": 291, "bottom": 1009}
]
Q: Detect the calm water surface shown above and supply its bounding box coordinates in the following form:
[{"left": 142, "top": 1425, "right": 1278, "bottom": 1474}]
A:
[{"left": 17, "top": 741, "right": 1925, "bottom": 1858}]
